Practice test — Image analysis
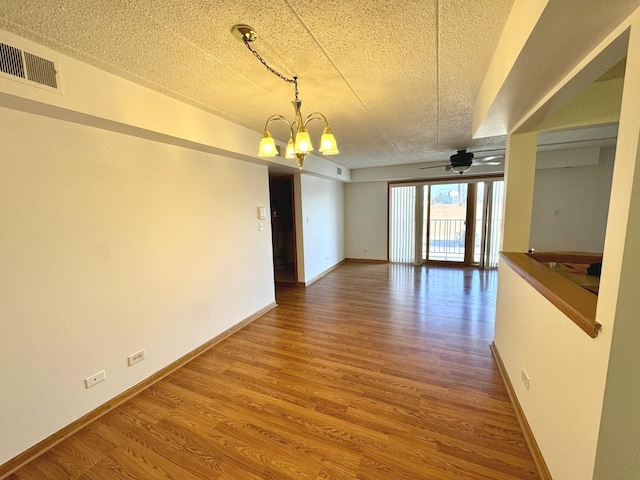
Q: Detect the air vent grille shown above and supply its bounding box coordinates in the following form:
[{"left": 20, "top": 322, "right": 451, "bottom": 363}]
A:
[
  {"left": 0, "top": 43, "right": 26, "bottom": 79},
  {"left": 0, "top": 41, "right": 59, "bottom": 91},
  {"left": 24, "top": 51, "right": 57, "bottom": 88}
]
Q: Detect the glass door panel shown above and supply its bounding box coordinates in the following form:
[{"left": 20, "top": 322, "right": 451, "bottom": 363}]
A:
[
  {"left": 474, "top": 182, "right": 485, "bottom": 265},
  {"left": 487, "top": 181, "right": 505, "bottom": 267},
  {"left": 473, "top": 180, "right": 504, "bottom": 268},
  {"left": 426, "top": 183, "right": 468, "bottom": 262},
  {"left": 389, "top": 185, "right": 417, "bottom": 263}
]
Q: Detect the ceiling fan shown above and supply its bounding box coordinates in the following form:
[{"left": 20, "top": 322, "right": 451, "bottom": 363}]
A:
[{"left": 420, "top": 149, "right": 503, "bottom": 174}]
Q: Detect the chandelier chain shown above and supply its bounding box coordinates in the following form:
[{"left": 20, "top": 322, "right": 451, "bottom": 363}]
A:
[{"left": 242, "top": 38, "right": 298, "bottom": 98}]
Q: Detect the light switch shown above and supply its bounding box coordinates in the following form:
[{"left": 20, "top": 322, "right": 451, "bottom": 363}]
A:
[
  {"left": 257, "top": 206, "right": 267, "bottom": 220},
  {"left": 258, "top": 222, "right": 264, "bottom": 231}
]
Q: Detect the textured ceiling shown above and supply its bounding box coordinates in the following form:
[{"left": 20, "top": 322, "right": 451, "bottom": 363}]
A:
[{"left": 0, "top": 0, "right": 518, "bottom": 169}]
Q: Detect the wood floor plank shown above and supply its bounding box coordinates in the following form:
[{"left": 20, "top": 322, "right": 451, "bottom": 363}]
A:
[
  {"left": 200, "top": 401, "right": 364, "bottom": 476},
  {"left": 7, "top": 263, "right": 539, "bottom": 479}
]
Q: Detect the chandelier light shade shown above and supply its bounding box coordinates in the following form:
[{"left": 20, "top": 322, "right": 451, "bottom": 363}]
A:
[
  {"left": 319, "top": 126, "right": 339, "bottom": 154},
  {"left": 232, "top": 24, "right": 339, "bottom": 169},
  {"left": 285, "top": 138, "right": 295, "bottom": 159},
  {"left": 258, "top": 131, "right": 277, "bottom": 157},
  {"left": 294, "top": 128, "right": 312, "bottom": 154}
]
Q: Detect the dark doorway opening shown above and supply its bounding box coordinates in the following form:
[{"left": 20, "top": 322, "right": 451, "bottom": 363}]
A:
[{"left": 269, "top": 175, "right": 297, "bottom": 284}]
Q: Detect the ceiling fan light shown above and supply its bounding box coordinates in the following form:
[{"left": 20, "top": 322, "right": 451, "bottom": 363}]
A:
[
  {"left": 451, "top": 164, "right": 471, "bottom": 174},
  {"left": 258, "top": 131, "right": 277, "bottom": 157},
  {"left": 294, "top": 130, "right": 313, "bottom": 153}
]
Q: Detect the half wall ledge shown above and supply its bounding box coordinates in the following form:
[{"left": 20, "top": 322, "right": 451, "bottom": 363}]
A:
[{"left": 500, "top": 252, "right": 601, "bottom": 338}]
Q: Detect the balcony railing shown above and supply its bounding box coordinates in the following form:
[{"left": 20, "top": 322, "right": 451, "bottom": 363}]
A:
[{"left": 425, "top": 218, "right": 466, "bottom": 261}]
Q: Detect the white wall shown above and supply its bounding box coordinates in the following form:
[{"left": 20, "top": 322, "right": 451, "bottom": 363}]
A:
[
  {"left": 592, "top": 19, "right": 640, "bottom": 478},
  {"left": 0, "top": 31, "right": 278, "bottom": 466},
  {"left": 0, "top": 109, "right": 275, "bottom": 465},
  {"left": 530, "top": 148, "right": 615, "bottom": 252},
  {"left": 493, "top": 265, "right": 612, "bottom": 479},
  {"left": 297, "top": 175, "right": 345, "bottom": 283},
  {"left": 492, "top": 8, "right": 640, "bottom": 478},
  {"left": 343, "top": 145, "right": 615, "bottom": 262},
  {"left": 345, "top": 182, "right": 388, "bottom": 260}
]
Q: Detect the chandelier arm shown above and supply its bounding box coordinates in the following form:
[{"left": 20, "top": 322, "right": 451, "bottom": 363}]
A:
[
  {"left": 264, "top": 114, "right": 295, "bottom": 139},
  {"left": 303, "top": 112, "right": 331, "bottom": 128}
]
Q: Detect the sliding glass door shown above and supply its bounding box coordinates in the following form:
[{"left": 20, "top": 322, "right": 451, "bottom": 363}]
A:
[{"left": 390, "top": 179, "right": 504, "bottom": 266}]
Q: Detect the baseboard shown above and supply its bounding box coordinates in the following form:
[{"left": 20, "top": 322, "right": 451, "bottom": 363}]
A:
[
  {"left": 490, "top": 341, "right": 552, "bottom": 480},
  {"left": 345, "top": 258, "right": 389, "bottom": 264},
  {"left": 303, "top": 259, "right": 346, "bottom": 286},
  {"left": 0, "top": 302, "right": 277, "bottom": 480}
]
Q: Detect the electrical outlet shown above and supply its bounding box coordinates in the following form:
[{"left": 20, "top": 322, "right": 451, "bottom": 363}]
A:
[
  {"left": 521, "top": 369, "right": 530, "bottom": 390},
  {"left": 128, "top": 349, "right": 146, "bottom": 366},
  {"left": 85, "top": 370, "right": 106, "bottom": 388}
]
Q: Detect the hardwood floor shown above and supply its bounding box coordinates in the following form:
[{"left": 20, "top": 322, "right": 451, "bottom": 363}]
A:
[{"left": 9, "top": 262, "right": 539, "bottom": 479}]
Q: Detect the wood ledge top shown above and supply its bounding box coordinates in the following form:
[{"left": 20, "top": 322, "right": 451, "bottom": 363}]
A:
[{"left": 500, "top": 252, "right": 601, "bottom": 338}]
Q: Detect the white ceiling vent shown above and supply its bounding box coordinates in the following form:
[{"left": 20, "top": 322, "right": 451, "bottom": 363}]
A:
[{"left": 0, "top": 42, "right": 60, "bottom": 91}]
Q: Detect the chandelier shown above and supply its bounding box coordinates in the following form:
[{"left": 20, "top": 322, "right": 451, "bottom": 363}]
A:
[{"left": 232, "top": 24, "right": 339, "bottom": 169}]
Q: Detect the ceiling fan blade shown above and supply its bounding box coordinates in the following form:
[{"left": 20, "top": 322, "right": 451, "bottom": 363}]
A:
[
  {"left": 477, "top": 161, "right": 501, "bottom": 166},
  {"left": 476, "top": 155, "right": 504, "bottom": 162},
  {"left": 419, "top": 163, "right": 449, "bottom": 170}
]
